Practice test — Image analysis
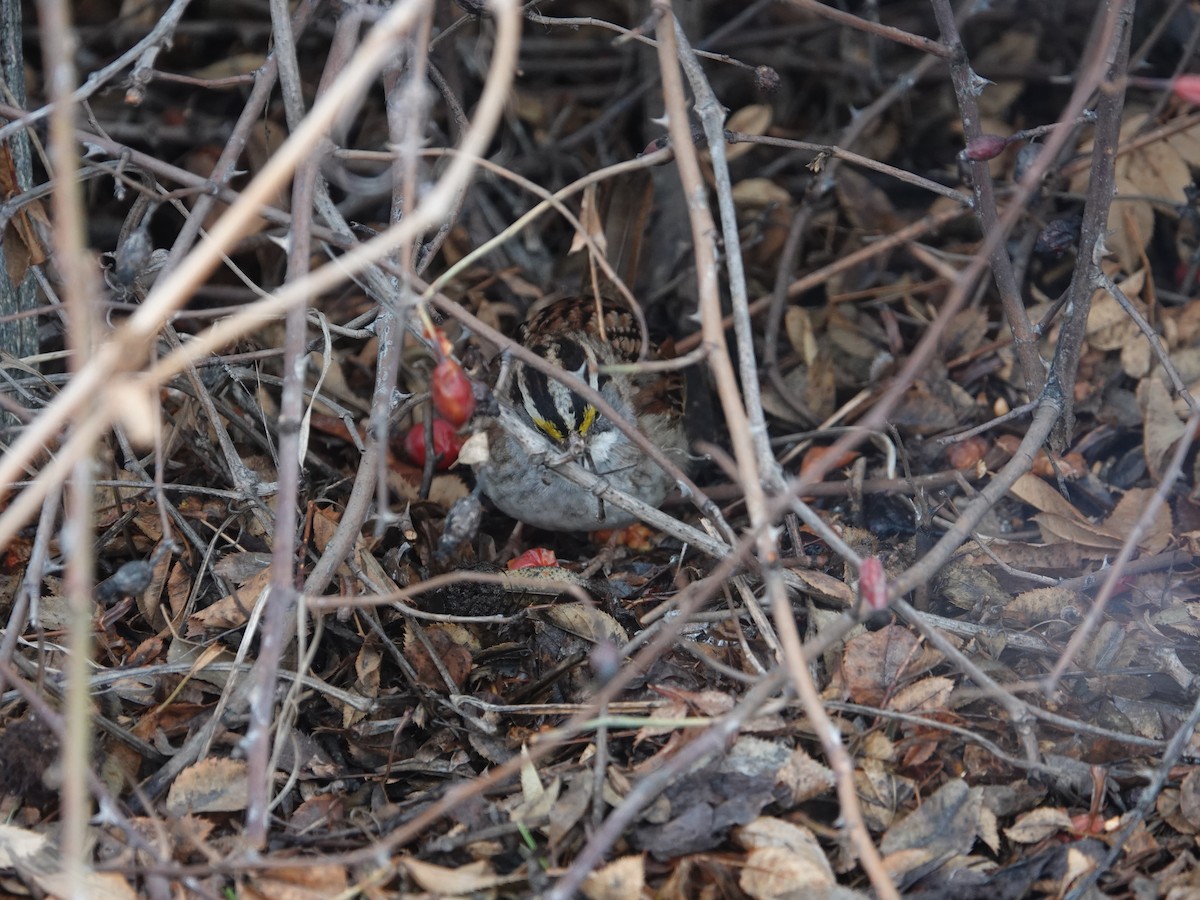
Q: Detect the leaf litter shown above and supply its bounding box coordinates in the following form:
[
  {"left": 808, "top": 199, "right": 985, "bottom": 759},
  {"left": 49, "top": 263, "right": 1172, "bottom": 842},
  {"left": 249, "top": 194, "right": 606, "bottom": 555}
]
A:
[{"left": 2, "top": 2, "right": 1200, "bottom": 898}]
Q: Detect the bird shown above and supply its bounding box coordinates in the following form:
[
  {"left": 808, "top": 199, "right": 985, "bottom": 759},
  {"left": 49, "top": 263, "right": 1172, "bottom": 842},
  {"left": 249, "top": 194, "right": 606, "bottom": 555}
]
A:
[{"left": 471, "top": 294, "right": 689, "bottom": 531}]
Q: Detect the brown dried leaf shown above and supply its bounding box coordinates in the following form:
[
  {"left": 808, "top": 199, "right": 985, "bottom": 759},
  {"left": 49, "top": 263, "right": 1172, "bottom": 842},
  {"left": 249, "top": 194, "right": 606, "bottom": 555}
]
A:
[
  {"left": 761, "top": 358, "right": 836, "bottom": 426},
  {"left": 842, "top": 624, "right": 919, "bottom": 706},
  {"left": 1178, "top": 769, "right": 1200, "bottom": 829},
  {"left": 287, "top": 794, "right": 345, "bottom": 836},
  {"left": 1167, "top": 119, "right": 1200, "bottom": 166},
  {"left": 1034, "top": 513, "right": 1126, "bottom": 552},
  {"left": 1010, "top": 473, "right": 1087, "bottom": 521},
  {"left": 776, "top": 748, "right": 836, "bottom": 804},
  {"left": 887, "top": 675, "right": 954, "bottom": 714},
  {"left": 0, "top": 141, "right": 51, "bottom": 286},
  {"left": 782, "top": 571, "right": 859, "bottom": 607},
  {"left": 582, "top": 855, "right": 645, "bottom": 900},
  {"left": 881, "top": 779, "right": 982, "bottom": 879},
  {"left": 1160, "top": 788, "right": 1200, "bottom": 835},
  {"left": 856, "top": 757, "right": 915, "bottom": 832},
  {"left": 189, "top": 53, "right": 267, "bottom": 80},
  {"left": 1004, "top": 806, "right": 1074, "bottom": 844},
  {"left": 1002, "top": 587, "right": 1087, "bottom": 627},
  {"left": 973, "top": 30, "right": 1039, "bottom": 118},
  {"left": 934, "top": 557, "right": 1004, "bottom": 612},
  {"left": 165, "top": 757, "right": 248, "bottom": 815},
  {"left": 186, "top": 566, "right": 271, "bottom": 635},
  {"left": 940, "top": 307, "right": 990, "bottom": 359},
  {"left": 1125, "top": 125, "right": 1192, "bottom": 204},
  {"left": 836, "top": 167, "right": 900, "bottom": 234},
  {"left": 344, "top": 641, "right": 381, "bottom": 729},
  {"left": 735, "top": 817, "right": 836, "bottom": 896},
  {"left": 310, "top": 505, "right": 341, "bottom": 554},
  {"left": 1099, "top": 487, "right": 1174, "bottom": 553},
  {"left": 403, "top": 623, "right": 474, "bottom": 691},
  {"left": 243, "top": 863, "right": 349, "bottom": 899},
  {"left": 1072, "top": 112, "right": 1192, "bottom": 272}
]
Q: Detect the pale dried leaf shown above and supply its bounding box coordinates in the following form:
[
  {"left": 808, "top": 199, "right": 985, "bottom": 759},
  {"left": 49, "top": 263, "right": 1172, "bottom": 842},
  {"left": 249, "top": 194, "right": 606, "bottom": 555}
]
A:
[
  {"left": 582, "top": 854, "right": 645, "bottom": 900},
  {"left": 541, "top": 603, "right": 628, "bottom": 645},
  {"left": 887, "top": 675, "right": 954, "bottom": 714},
  {"left": 402, "top": 857, "right": 499, "bottom": 894},
  {"left": 856, "top": 757, "right": 916, "bottom": 832},
  {"left": 1140, "top": 377, "right": 1188, "bottom": 483},
  {"left": 34, "top": 872, "right": 138, "bottom": 900},
  {"left": 1087, "top": 273, "right": 1145, "bottom": 350},
  {"left": 776, "top": 748, "right": 836, "bottom": 804},
  {"left": 1010, "top": 473, "right": 1087, "bottom": 521},
  {"left": 784, "top": 307, "right": 818, "bottom": 364},
  {"left": 725, "top": 104, "right": 773, "bottom": 161},
  {"left": 570, "top": 182, "right": 606, "bottom": 256},
  {"left": 0, "top": 823, "right": 48, "bottom": 867},
  {"left": 732, "top": 177, "right": 792, "bottom": 208}
]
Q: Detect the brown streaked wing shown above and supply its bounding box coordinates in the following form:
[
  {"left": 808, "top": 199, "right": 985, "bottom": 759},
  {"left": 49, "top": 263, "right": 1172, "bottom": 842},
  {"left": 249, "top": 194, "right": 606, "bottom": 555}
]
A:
[{"left": 520, "top": 297, "right": 644, "bottom": 363}]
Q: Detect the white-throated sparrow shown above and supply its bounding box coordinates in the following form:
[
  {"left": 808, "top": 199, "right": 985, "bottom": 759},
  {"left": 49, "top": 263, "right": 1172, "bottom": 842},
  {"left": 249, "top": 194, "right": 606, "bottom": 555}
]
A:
[{"left": 472, "top": 297, "right": 689, "bottom": 531}]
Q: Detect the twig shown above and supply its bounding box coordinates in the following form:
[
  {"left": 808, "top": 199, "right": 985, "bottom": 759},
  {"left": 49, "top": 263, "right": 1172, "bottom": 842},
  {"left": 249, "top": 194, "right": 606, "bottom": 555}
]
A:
[
  {"left": 37, "top": 0, "right": 99, "bottom": 884},
  {"left": 124, "top": 0, "right": 194, "bottom": 104},
  {"left": 241, "top": 0, "right": 327, "bottom": 847},
  {"left": 1047, "top": 2, "right": 1134, "bottom": 446},
  {"left": 0, "top": 0, "right": 196, "bottom": 142},
  {"left": 0, "top": 0, "right": 520, "bottom": 550},
  {"left": 1094, "top": 268, "right": 1195, "bottom": 407},
  {"left": 930, "top": 0, "right": 1044, "bottom": 395},
  {"left": 783, "top": 0, "right": 951, "bottom": 59}
]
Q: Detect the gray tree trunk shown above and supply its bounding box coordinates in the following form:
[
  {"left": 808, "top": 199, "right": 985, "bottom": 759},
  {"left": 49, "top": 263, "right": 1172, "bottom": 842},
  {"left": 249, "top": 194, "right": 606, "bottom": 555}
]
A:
[{"left": 0, "top": 0, "right": 41, "bottom": 432}]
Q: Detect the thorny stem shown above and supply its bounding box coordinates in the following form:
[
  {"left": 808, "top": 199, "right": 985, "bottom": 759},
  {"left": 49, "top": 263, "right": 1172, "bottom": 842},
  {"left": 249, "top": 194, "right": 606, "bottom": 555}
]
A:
[
  {"left": 670, "top": 19, "right": 784, "bottom": 495},
  {"left": 1049, "top": 1, "right": 1134, "bottom": 446}
]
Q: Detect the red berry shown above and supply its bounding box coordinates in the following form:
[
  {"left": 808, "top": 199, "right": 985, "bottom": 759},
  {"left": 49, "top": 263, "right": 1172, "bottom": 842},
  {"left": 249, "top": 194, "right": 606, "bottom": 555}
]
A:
[
  {"left": 431, "top": 358, "right": 475, "bottom": 426},
  {"left": 1175, "top": 74, "right": 1200, "bottom": 105},
  {"left": 964, "top": 133, "right": 1008, "bottom": 161},
  {"left": 507, "top": 548, "right": 558, "bottom": 570},
  {"left": 858, "top": 556, "right": 888, "bottom": 611},
  {"left": 403, "top": 418, "right": 462, "bottom": 470}
]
